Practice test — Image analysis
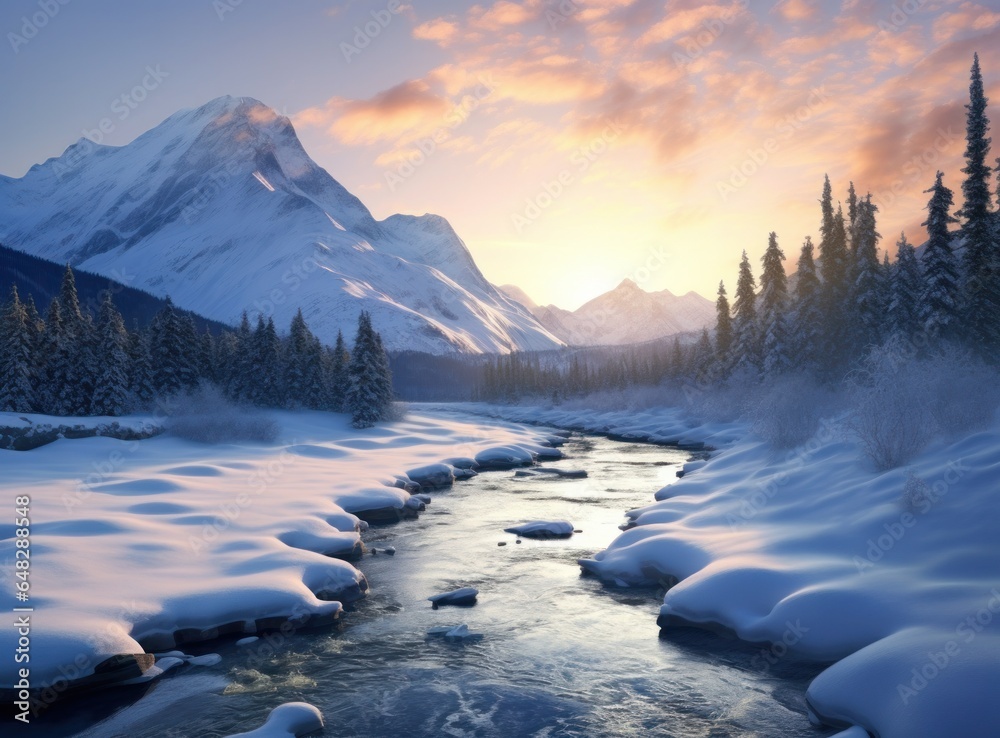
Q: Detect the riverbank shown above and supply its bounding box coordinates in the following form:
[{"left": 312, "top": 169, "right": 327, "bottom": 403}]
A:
[
  {"left": 0, "top": 408, "right": 562, "bottom": 721},
  {"left": 454, "top": 400, "right": 1000, "bottom": 738}
]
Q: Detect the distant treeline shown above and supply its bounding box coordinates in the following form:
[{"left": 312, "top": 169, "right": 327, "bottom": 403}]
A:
[{"left": 0, "top": 266, "right": 394, "bottom": 428}]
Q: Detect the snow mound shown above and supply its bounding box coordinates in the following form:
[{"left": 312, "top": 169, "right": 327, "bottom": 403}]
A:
[{"left": 225, "top": 701, "right": 324, "bottom": 737}]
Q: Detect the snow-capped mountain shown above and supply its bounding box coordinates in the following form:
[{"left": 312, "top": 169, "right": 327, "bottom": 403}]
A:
[
  {"left": 0, "top": 96, "right": 562, "bottom": 354},
  {"left": 502, "top": 279, "right": 714, "bottom": 346}
]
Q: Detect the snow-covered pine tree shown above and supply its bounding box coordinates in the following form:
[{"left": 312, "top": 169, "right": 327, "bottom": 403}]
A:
[
  {"left": 327, "top": 330, "right": 349, "bottom": 412},
  {"left": 22, "top": 294, "right": 44, "bottom": 400},
  {"left": 38, "top": 298, "right": 74, "bottom": 415},
  {"left": 91, "top": 292, "right": 132, "bottom": 416},
  {"left": 283, "top": 308, "right": 312, "bottom": 408},
  {"left": 373, "top": 331, "right": 395, "bottom": 414},
  {"left": 149, "top": 297, "right": 192, "bottom": 397},
  {"left": 0, "top": 286, "right": 35, "bottom": 413},
  {"left": 248, "top": 316, "right": 282, "bottom": 407},
  {"left": 759, "top": 232, "right": 792, "bottom": 375},
  {"left": 791, "top": 236, "right": 823, "bottom": 372},
  {"left": 921, "top": 171, "right": 961, "bottom": 340},
  {"left": 305, "top": 335, "right": 326, "bottom": 410},
  {"left": 731, "top": 250, "right": 760, "bottom": 374},
  {"left": 889, "top": 232, "right": 923, "bottom": 338},
  {"left": 229, "top": 312, "right": 254, "bottom": 402},
  {"left": 692, "top": 328, "right": 713, "bottom": 376},
  {"left": 347, "top": 311, "right": 384, "bottom": 428},
  {"left": 197, "top": 327, "right": 214, "bottom": 385},
  {"left": 128, "top": 327, "right": 155, "bottom": 410},
  {"left": 714, "top": 280, "right": 733, "bottom": 368},
  {"left": 958, "top": 53, "right": 999, "bottom": 352},
  {"left": 850, "top": 195, "right": 882, "bottom": 351},
  {"left": 57, "top": 266, "right": 95, "bottom": 414}
]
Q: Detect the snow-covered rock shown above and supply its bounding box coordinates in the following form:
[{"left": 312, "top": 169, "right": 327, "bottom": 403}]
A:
[
  {"left": 428, "top": 587, "right": 479, "bottom": 607},
  {"left": 474, "top": 445, "right": 535, "bottom": 470},
  {"left": 0, "top": 96, "right": 563, "bottom": 354},
  {"left": 225, "top": 702, "right": 324, "bottom": 737},
  {"left": 504, "top": 521, "right": 575, "bottom": 539},
  {"left": 406, "top": 463, "right": 455, "bottom": 490}
]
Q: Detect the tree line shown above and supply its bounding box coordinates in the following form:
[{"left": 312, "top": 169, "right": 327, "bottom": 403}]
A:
[
  {"left": 708, "top": 53, "right": 999, "bottom": 382},
  {"left": 0, "top": 267, "right": 395, "bottom": 428}
]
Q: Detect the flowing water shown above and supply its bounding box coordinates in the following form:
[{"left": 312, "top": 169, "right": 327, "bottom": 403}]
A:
[{"left": 44, "top": 431, "right": 833, "bottom": 737}]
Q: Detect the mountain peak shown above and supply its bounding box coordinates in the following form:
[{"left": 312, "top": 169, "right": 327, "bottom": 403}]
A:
[
  {"left": 616, "top": 278, "right": 640, "bottom": 291},
  {"left": 0, "top": 96, "right": 564, "bottom": 355}
]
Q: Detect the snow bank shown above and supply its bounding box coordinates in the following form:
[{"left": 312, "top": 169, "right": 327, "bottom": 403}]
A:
[
  {"left": 463, "top": 401, "right": 1000, "bottom": 738},
  {"left": 0, "top": 408, "right": 552, "bottom": 698}
]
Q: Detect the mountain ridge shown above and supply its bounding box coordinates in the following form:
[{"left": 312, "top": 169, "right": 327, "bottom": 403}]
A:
[
  {"left": 0, "top": 95, "right": 563, "bottom": 354},
  {"left": 500, "top": 278, "right": 714, "bottom": 347}
]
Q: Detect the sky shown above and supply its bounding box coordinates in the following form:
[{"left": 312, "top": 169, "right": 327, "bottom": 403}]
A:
[{"left": 1, "top": 0, "right": 999, "bottom": 310}]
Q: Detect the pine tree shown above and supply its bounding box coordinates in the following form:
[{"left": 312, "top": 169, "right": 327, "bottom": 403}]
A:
[
  {"left": 327, "top": 330, "right": 349, "bottom": 412},
  {"left": 714, "top": 280, "right": 733, "bottom": 366},
  {"left": 877, "top": 250, "right": 894, "bottom": 341},
  {"left": 56, "top": 266, "right": 95, "bottom": 414},
  {"left": 248, "top": 316, "right": 282, "bottom": 407},
  {"left": 921, "top": 171, "right": 961, "bottom": 339},
  {"left": 128, "top": 328, "right": 155, "bottom": 409},
  {"left": 889, "top": 232, "right": 923, "bottom": 337},
  {"left": 283, "top": 309, "right": 312, "bottom": 408},
  {"left": 22, "top": 294, "right": 44, "bottom": 400},
  {"left": 347, "top": 312, "right": 388, "bottom": 428},
  {"left": 731, "top": 250, "right": 760, "bottom": 374},
  {"left": 818, "top": 177, "right": 851, "bottom": 368},
  {"left": 230, "top": 312, "right": 254, "bottom": 402},
  {"left": 91, "top": 293, "right": 132, "bottom": 416},
  {"left": 959, "top": 53, "right": 999, "bottom": 351},
  {"left": 851, "top": 195, "right": 882, "bottom": 351},
  {"left": 39, "top": 298, "right": 75, "bottom": 415},
  {"left": 305, "top": 335, "right": 325, "bottom": 410},
  {"left": 792, "top": 236, "right": 823, "bottom": 371},
  {"left": 374, "top": 332, "right": 395, "bottom": 412},
  {"left": 759, "top": 232, "right": 792, "bottom": 374},
  {"left": 149, "top": 297, "right": 193, "bottom": 397},
  {"left": 847, "top": 181, "right": 859, "bottom": 229},
  {"left": 0, "top": 286, "right": 35, "bottom": 413}
]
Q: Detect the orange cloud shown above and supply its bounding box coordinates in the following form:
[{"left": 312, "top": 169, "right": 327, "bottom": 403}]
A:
[{"left": 294, "top": 80, "right": 452, "bottom": 145}]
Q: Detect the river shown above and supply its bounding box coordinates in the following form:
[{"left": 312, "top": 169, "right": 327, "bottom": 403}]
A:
[{"left": 42, "top": 428, "right": 832, "bottom": 737}]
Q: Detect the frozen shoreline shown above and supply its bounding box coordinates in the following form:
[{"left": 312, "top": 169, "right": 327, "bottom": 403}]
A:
[{"left": 0, "top": 408, "right": 562, "bottom": 718}]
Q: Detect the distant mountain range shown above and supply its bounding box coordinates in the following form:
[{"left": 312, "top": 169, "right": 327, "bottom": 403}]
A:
[
  {"left": 0, "top": 96, "right": 562, "bottom": 354},
  {"left": 499, "top": 279, "right": 715, "bottom": 346}
]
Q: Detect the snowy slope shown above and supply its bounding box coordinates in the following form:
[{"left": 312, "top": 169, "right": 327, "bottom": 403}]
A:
[
  {"left": 530, "top": 279, "right": 715, "bottom": 346},
  {"left": 497, "top": 284, "right": 538, "bottom": 312},
  {"left": 0, "top": 96, "right": 562, "bottom": 354},
  {"left": 468, "top": 401, "right": 1000, "bottom": 738}
]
